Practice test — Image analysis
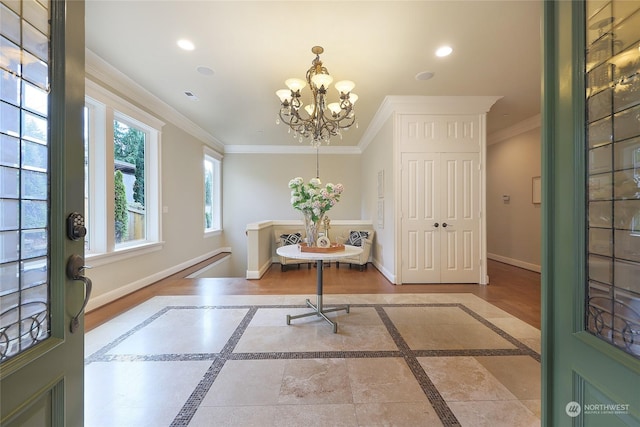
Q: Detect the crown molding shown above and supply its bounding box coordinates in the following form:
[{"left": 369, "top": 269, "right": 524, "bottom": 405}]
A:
[
  {"left": 358, "top": 95, "right": 503, "bottom": 151},
  {"left": 85, "top": 49, "right": 225, "bottom": 153},
  {"left": 487, "top": 114, "right": 541, "bottom": 145},
  {"left": 223, "top": 144, "right": 361, "bottom": 155}
]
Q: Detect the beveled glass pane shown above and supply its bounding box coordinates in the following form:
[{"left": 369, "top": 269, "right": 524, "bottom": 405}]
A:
[
  {"left": 20, "top": 170, "right": 46, "bottom": 200},
  {"left": 586, "top": 63, "right": 612, "bottom": 98},
  {"left": 589, "top": 200, "right": 612, "bottom": 227},
  {"left": 22, "top": 81, "right": 47, "bottom": 116},
  {"left": 0, "top": 166, "right": 19, "bottom": 198},
  {"left": 614, "top": 229, "right": 640, "bottom": 262},
  {"left": 0, "top": 262, "right": 19, "bottom": 295},
  {"left": 0, "top": 36, "right": 21, "bottom": 76},
  {"left": 614, "top": 199, "right": 640, "bottom": 230},
  {"left": 589, "top": 144, "right": 612, "bottom": 174},
  {"left": 21, "top": 228, "right": 46, "bottom": 259},
  {"left": 0, "top": 199, "right": 19, "bottom": 230},
  {"left": 588, "top": 254, "right": 613, "bottom": 284},
  {"left": 613, "top": 104, "right": 640, "bottom": 142},
  {"left": 589, "top": 227, "right": 613, "bottom": 256},
  {"left": 0, "top": 3, "right": 20, "bottom": 44},
  {"left": 22, "top": 111, "right": 47, "bottom": 144},
  {"left": 0, "top": 69, "right": 20, "bottom": 105},
  {"left": 586, "top": 33, "right": 613, "bottom": 72},
  {"left": 21, "top": 258, "right": 47, "bottom": 288},
  {"left": 614, "top": 259, "right": 640, "bottom": 293},
  {"left": 587, "top": 2, "right": 612, "bottom": 46},
  {"left": 22, "top": 140, "right": 47, "bottom": 172},
  {"left": 613, "top": 71, "right": 640, "bottom": 112},
  {"left": 588, "top": 87, "right": 612, "bottom": 122},
  {"left": 0, "top": 134, "right": 20, "bottom": 167},
  {"left": 22, "top": 19, "right": 47, "bottom": 62},
  {"left": 0, "top": 230, "right": 19, "bottom": 263},
  {"left": 610, "top": 43, "right": 640, "bottom": 83},
  {"left": 21, "top": 50, "right": 48, "bottom": 91},
  {"left": 23, "top": 0, "right": 49, "bottom": 36},
  {"left": 613, "top": 137, "right": 640, "bottom": 171},
  {"left": 0, "top": 101, "right": 20, "bottom": 137},
  {"left": 589, "top": 172, "right": 613, "bottom": 200},
  {"left": 613, "top": 170, "right": 639, "bottom": 199},
  {"left": 588, "top": 115, "right": 613, "bottom": 148},
  {"left": 21, "top": 200, "right": 46, "bottom": 229}
]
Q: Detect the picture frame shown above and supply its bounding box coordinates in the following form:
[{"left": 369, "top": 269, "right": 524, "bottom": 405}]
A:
[{"left": 532, "top": 176, "right": 541, "bottom": 204}]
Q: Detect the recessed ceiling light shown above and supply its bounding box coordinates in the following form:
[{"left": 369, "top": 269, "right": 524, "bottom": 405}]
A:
[
  {"left": 177, "top": 39, "right": 195, "bottom": 51},
  {"left": 435, "top": 46, "right": 453, "bottom": 57},
  {"left": 415, "top": 71, "right": 435, "bottom": 81},
  {"left": 196, "top": 66, "right": 215, "bottom": 76}
]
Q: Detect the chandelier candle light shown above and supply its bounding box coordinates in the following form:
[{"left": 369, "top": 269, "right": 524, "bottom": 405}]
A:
[
  {"left": 289, "top": 177, "right": 343, "bottom": 248},
  {"left": 276, "top": 46, "right": 358, "bottom": 147}
]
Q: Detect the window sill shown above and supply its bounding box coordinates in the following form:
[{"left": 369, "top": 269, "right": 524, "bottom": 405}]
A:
[
  {"left": 86, "top": 241, "right": 164, "bottom": 267},
  {"left": 204, "top": 229, "right": 222, "bottom": 238}
]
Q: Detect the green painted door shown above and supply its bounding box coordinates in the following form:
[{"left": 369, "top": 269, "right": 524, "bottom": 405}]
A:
[
  {"left": 543, "top": 0, "right": 640, "bottom": 425},
  {"left": 0, "top": 0, "right": 86, "bottom": 425}
]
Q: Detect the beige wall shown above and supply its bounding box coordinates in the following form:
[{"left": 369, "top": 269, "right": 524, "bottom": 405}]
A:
[
  {"left": 486, "top": 124, "right": 541, "bottom": 272},
  {"left": 222, "top": 152, "right": 362, "bottom": 276},
  {"left": 86, "top": 118, "right": 228, "bottom": 309},
  {"left": 360, "top": 116, "right": 395, "bottom": 281}
]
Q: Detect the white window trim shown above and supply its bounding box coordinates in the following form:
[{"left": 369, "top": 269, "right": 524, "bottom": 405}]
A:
[
  {"left": 85, "top": 79, "right": 164, "bottom": 263},
  {"left": 204, "top": 146, "right": 223, "bottom": 236}
]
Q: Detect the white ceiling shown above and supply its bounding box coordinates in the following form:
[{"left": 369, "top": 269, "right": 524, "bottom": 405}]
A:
[{"left": 85, "top": 1, "right": 542, "bottom": 149}]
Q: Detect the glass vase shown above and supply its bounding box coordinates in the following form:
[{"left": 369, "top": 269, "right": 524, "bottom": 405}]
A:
[{"left": 303, "top": 211, "right": 323, "bottom": 247}]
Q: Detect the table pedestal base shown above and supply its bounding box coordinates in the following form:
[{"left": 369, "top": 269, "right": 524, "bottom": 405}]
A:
[
  {"left": 286, "top": 295, "right": 350, "bottom": 333},
  {"left": 285, "top": 259, "right": 349, "bottom": 333}
]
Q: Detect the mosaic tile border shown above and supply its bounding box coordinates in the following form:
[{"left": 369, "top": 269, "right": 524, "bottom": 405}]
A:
[{"left": 86, "top": 303, "right": 541, "bottom": 427}]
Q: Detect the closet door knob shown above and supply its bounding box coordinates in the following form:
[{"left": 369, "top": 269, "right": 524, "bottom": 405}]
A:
[
  {"left": 434, "top": 223, "right": 439, "bottom": 228},
  {"left": 442, "top": 223, "right": 448, "bottom": 228}
]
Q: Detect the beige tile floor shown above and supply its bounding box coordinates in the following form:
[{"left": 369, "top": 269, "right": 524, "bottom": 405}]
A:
[{"left": 84, "top": 293, "right": 541, "bottom": 426}]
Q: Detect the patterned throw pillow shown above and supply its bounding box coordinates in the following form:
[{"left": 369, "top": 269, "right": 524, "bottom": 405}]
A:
[
  {"left": 346, "top": 231, "right": 369, "bottom": 247},
  {"left": 280, "top": 232, "right": 302, "bottom": 245}
]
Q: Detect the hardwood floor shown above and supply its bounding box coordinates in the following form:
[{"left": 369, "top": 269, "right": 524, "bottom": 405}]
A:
[{"left": 85, "top": 258, "right": 541, "bottom": 332}]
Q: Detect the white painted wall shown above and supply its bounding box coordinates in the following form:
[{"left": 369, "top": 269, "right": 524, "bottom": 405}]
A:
[
  {"left": 486, "top": 118, "right": 541, "bottom": 272},
  {"left": 222, "top": 152, "right": 362, "bottom": 276}
]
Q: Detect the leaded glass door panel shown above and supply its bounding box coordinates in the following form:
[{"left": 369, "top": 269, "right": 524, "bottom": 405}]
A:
[
  {"left": 0, "top": 0, "right": 85, "bottom": 425},
  {"left": 543, "top": 0, "right": 640, "bottom": 425}
]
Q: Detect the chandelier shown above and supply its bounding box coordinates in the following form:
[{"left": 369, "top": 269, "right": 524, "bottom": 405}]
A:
[{"left": 276, "top": 46, "right": 358, "bottom": 147}]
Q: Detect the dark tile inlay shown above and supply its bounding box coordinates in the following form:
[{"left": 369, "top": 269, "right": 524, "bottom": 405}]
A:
[{"left": 85, "top": 302, "right": 541, "bottom": 427}]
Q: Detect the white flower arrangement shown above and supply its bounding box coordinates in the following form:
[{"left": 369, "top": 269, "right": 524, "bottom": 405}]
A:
[{"left": 288, "top": 176, "right": 343, "bottom": 223}]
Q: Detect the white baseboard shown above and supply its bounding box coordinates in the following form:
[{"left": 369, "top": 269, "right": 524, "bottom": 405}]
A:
[
  {"left": 372, "top": 259, "right": 397, "bottom": 284},
  {"left": 246, "top": 258, "right": 272, "bottom": 279},
  {"left": 86, "top": 247, "right": 231, "bottom": 312},
  {"left": 488, "top": 253, "right": 541, "bottom": 273}
]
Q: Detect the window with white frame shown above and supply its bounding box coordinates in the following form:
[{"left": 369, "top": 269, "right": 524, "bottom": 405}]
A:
[
  {"left": 204, "top": 147, "right": 222, "bottom": 233},
  {"left": 84, "top": 80, "right": 163, "bottom": 260}
]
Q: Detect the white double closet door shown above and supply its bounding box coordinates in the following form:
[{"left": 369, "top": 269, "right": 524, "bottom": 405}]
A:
[{"left": 401, "top": 152, "right": 480, "bottom": 283}]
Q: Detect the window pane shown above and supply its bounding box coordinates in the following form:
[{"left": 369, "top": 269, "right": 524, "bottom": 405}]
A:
[
  {"left": 585, "top": 0, "right": 640, "bottom": 358},
  {"left": 114, "top": 119, "right": 146, "bottom": 245},
  {"left": 0, "top": 0, "right": 51, "bottom": 361},
  {"left": 204, "top": 158, "right": 213, "bottom": 230}
]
